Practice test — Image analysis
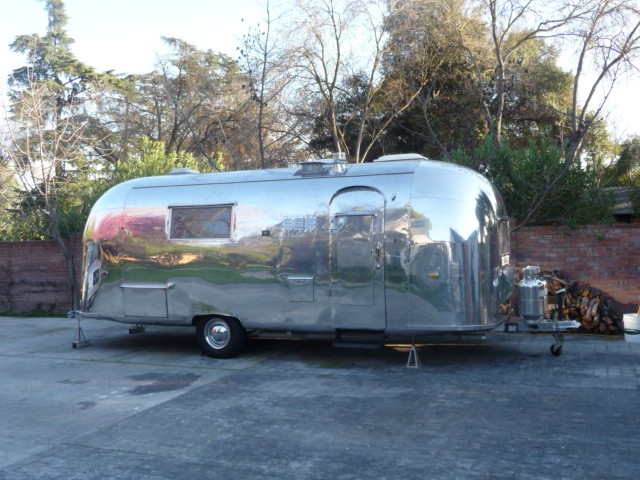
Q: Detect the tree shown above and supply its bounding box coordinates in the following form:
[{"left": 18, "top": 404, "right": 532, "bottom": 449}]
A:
[
  {"left": 566, "top": 0, "right": 640, "bottom": 159},
  {"left": 288, "top": 0, "right": 431, "bottom": 162},
  {"left": 2, "top": 0, "right": 108, "bottom": 309},
  {"left": 450, "top": 131, "right": 615, "bottom": 228},
  {"left": 371, "top": 1, "right": 572, "bottom": 158},
  {"left": 369, "top": 1, "right": 575, "bottom": 158},
  {"left": 111, "top": 38, "right": 259, "bottom": 171},
  {"left": 8, "top": 0, "right": 104, "bottom": 150},
  {"left": 239, "top": 1, "right": 305, "bottom": 168},
  {"left": 609, "top": 136, "right": 640, "bottom": 187},
  {"left": 497, "top": 38, "right": 574, "bottom": 146},
  {"left": 613, "top": 136, "right": 640, "bottom": 214},
  {"left": 1, "top": 74, "right": 95, "bottom": 309},
  {"left": 287, "top": 0, "right": 357, "bottom": 156},
  {"left": 577, "top": 116, "right": 620, "bottom": 186},
  {"left": 469, "top": 0, "right": 589, "bottom": 145},
  {"left": 108, "top": 138, "right": 205, "bottom": 185},
  {"left": 0, "top": 160, "right": 21, "bottom": 240},
  {"left": 379, "top": 0, "right": 492, "bottom": 157},
  {"left": 441, "top": 0, "right": 639, "bottom": 227}
]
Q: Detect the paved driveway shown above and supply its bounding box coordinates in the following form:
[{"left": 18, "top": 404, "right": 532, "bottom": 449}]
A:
[{"left": 0, "top": 317, "right": 639, "bottom": 479}]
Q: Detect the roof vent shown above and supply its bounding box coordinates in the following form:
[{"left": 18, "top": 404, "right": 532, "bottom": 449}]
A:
[
  {"left": 168, "top": 167, "right": 199, "bottom": 175},
  {"left": 374, "top": 153, "right": 428, "bottom": 162},
  {"left": 298, "top": 160, "right": 333, "bottom": 175},
  {"left": 300, "top": 161, "right": 326, "bottom": 174},
  {"left": 297, "top": 156, "right": 349, "bottom": 176}
]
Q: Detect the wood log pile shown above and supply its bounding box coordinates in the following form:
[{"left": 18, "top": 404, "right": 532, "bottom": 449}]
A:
[{"left": 540, "top": 271, "right": 625, "bottom": 335}]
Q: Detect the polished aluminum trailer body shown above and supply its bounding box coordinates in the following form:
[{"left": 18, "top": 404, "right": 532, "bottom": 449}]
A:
[{"left": 79, "top": 156, "right": 511, "bottom": 342}]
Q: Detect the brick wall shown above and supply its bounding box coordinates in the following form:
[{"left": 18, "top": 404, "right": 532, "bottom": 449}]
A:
[
  {"left": 511, "top": 224, "right": 640, "bottom": 307},
  {"left": 1, "top": 225, "right": 639, "bottom": 313},
  {"left": 0, "top": 236, "right": 82, "bottom": 314}
]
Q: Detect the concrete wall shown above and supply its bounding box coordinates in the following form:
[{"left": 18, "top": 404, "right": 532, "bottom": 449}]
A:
[{"left": 1, "top": 225, "right": 639, "bottom": 313}]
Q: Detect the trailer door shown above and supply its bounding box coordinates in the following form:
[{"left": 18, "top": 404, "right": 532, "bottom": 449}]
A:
[{"left": 330, "top": 187, "right": 385, "bottom": 329}]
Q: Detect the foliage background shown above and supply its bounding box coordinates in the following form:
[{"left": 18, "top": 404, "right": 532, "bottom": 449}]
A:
[{"left": 1, "top": 0, "right": 639, "bottom": 243}]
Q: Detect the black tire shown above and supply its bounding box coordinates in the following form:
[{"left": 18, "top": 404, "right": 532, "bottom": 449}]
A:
[
  {"left": 550, "top": 344, "right": 563, "bottom": 357},
  {"left": 196, "top": 317, "right": 245, "bottom": 358}
]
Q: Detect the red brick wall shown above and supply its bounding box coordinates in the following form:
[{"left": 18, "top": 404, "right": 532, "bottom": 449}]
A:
[
  {"left": 511, "top": 224, "right": 640, "bottom": 307},
  {"left": 0, "top": 236, "right": 82, "bottom": 313},
  {"left": 1, "top": 225, "right": 639, "bottom": 313}
]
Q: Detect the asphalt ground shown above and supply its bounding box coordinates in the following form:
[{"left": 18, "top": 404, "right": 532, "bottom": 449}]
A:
[{"left": 0, "top": 316, "right": 639, "bottom": 480}]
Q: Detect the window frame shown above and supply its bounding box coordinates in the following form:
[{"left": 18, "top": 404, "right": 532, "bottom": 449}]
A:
[{"left": 168, "top": 203, "right": 236, "bottom": 241}]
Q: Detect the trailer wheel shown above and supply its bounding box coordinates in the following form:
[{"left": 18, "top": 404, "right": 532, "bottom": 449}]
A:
[
  {"left": 550, "top": 344, "right": 562, "bottom": 357},
  {"left": 196, "top": 317, "right": 245, "bottom": 358}
]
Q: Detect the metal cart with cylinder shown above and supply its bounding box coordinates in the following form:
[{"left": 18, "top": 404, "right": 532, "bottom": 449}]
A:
[{"left": 504, "top": 266, "right": 580, "bottom": 356}]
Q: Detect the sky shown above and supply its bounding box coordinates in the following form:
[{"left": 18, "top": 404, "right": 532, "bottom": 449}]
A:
[
  {"left": 1, "top": 0, "right": 639, "bottom": 139},
  {"left": 0, "top": 0, "right": 263, "bottom": 79}
]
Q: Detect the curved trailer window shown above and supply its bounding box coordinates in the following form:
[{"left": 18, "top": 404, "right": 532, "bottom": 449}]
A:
[{"left": 169, "top": 205, "right": 233, "bottom": 239}]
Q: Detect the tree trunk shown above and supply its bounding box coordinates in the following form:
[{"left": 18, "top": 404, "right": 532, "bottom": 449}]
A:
[{"left": 48, "top": 207, "right": 79, "bottom": 311}]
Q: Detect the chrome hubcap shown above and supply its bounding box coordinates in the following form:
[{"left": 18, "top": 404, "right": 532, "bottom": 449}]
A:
[{"left": 205, "top": 320, "right": 230, "bottom": 350}]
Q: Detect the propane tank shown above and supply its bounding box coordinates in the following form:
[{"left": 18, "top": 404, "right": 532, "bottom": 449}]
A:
[{"left": 518, "top": 266, "right": 547, "bottom": 320}]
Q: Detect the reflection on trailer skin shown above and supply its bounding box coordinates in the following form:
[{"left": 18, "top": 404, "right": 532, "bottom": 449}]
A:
[{"left": 75, "top": 154, "right": 517, "bottom": 358}]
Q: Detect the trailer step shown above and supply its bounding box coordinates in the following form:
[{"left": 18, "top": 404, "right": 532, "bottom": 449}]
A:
[
  {"left": 332, "top": 341, "right": 383, "bottom": 350},
  {"left": 333, "top": 330, "right": 385, "bottom": 350}
]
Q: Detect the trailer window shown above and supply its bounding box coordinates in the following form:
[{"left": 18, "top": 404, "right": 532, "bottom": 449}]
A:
[{"left": 170, "top": 205, "right": 233, "bottom": 239}]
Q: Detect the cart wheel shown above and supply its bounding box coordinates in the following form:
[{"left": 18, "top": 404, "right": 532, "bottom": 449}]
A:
[
  {"left": 196, "top": 317, "right": 245, "bottom": 358},
  {"left": 550, "top": 344, "right": 563, "bottom": 357}
]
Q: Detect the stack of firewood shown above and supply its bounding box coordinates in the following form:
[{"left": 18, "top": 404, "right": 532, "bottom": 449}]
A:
[{"left": 540, "top": 272, "right": 624, "bottom": 335}]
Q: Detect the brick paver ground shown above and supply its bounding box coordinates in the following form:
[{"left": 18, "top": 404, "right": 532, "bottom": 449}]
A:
[{"left": 1, "top": 318, "right": 638, "bottom": 479}]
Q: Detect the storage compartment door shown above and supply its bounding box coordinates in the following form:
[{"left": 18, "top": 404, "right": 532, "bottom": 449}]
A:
[{"left": 122, "top": 283, "right": 170, "bottom": 318}]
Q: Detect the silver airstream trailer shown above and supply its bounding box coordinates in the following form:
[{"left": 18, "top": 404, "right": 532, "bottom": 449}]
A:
[{"left": 76, "top": 154, "right": 515, "bottom": 358}]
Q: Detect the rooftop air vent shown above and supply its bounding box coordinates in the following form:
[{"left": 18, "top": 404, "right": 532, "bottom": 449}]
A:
[
  {"left": 374, "top": 153, "right": 428, "bottom": 162},
  {"left": 168, "top": 167, "right": 199, "bottom": 175},
  {"left": 298, "top": 160, "right": 332, "bottom": 175}
]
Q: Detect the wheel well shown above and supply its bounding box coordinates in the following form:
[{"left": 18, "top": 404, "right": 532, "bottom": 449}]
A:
[{"left": 192, "top": 314, "right": 242, "bottom": 328}]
